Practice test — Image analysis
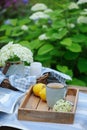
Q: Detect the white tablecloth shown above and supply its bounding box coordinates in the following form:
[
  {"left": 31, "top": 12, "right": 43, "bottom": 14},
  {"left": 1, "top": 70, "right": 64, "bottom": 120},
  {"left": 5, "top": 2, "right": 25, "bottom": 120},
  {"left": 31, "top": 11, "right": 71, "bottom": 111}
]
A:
[{"left": 0, "top": 90, "right": 87, "bottom": 130}]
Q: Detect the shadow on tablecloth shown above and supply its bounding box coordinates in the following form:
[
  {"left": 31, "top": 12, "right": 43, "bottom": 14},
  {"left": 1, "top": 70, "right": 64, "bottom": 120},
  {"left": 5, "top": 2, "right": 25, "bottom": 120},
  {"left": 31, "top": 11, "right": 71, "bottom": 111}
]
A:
[{"left": 0, "top": 126, "right": 21, "bottom": 130}]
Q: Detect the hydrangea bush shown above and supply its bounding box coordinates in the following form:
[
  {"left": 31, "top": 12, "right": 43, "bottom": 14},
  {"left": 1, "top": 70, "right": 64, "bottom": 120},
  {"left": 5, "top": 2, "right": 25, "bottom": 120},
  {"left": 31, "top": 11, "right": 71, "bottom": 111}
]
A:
[{"left": 0, "top": 1, "right": 87, "bottom": 86}]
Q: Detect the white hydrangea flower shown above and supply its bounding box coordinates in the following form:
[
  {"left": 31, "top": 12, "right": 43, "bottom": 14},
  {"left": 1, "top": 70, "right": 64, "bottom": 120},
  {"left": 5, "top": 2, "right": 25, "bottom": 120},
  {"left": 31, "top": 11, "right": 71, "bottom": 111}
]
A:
[
  {"left": 0, "top": 41, "right": 33, "bottom": 66},
  {"left": 77, "top": 0, "right": 87, "bottom": 4},
  {"left": 42, "top": 25, "right": 48, "bottom": 29},
  {"left": 77, "top": 16, "right": 87, "bottom": 24},
  {"left": 67, "top": 23, "right": 75, "bottom": 28},
  {"left": 38, "top": 33, "right": 49, "bottom": 40},
  {"left": 21, "top": 25, "right": 28, "bottom": 30},
  {"left": 29, "top": 11, "right": 49, "bottom": 20},
  {"left": 68, "top": 2, "right": 79, "bottom": 10},
  {"left": 44, "top": 8, "right": 53, "bottom": 13},
  {"left": 80, "top": 9, "right": 87, "bottom": 15},
  {"left": 31, "top": 3, "right": 47, "bottom": 11},
  {"left": 53, "top": 99, "right": 72, "bottom": 112},
  {"left": 84, "top": 9, "right": 87, "bottom": 12}
]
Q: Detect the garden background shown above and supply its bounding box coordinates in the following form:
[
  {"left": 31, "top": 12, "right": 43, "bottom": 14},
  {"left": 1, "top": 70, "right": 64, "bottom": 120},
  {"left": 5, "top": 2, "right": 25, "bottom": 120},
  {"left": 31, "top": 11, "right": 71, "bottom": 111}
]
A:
[{"left": 0, "top": 0, "right": 87, "bottom": 86}]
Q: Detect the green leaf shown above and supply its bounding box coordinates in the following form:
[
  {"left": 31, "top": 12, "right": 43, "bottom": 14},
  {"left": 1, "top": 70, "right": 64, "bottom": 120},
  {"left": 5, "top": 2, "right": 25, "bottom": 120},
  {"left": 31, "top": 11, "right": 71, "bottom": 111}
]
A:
[
  {"left": 56, "top": 65, "right": 73, "bottom": 77},
  {"left": 5, "top": 27, "right": 12, "bottom": 36},
  {"left": 49, "top": 9, "right": 63, "bottom": 19},
  {"left": 38, "top": 44, "right": 54, "bottom": 55},
  {"left": 46, "top": 28, "right": 68, "bottom": 40},
  {"left": 19, "top": 41, "right": 32, "bottom": 50},
  {"left": 29, "top": 40, "right": 44, "bottom": 49},
  {"left": 60, "top": 38, "right": 72, "bottom": 46},
  {"left": 52, "top": 20, "right": 65, "bottom": 29},
  {"left": 57, "top": 28, "right": 68, "bottom": 39},
  {"left": 66, "top": 43, "right": 82, "bottom": 52},
  {"left": 67, "top": 78, "right": 86, "bottom": 86},
  {"left": 0, "top": 36, "right": 9, "bottom": 40},
  {"left": 35, "top": 55, "right": 51, "bottom": 61},
  {"left": 0, "top": 29, "right": 5, "bottom": 36},
  {"left": 11, "top": 32, "right": 23, "bottom": 37},
  {"left": 78, "top": 58, "right": 87, "bottom": 73},
  {"left": 79, "top": 25, "right": 87, "bottom": 33},
  {"left": 50, "top": 50, "right": 65, "bottom": 57},
  {"left": 46, "top": 29, "right": 58, "bottom": 41},
  {"left": 64, "top": 51, "right": 79, "bottom": 60},
  {"left": 10, "top": 19, "right": 18, "bottom": 26},
  {"left": 49, "top": 33, "right": 60, "bottom": 40},
  {"left": 72, "top": 34, "right": 87, "bottom": 43},
  {"left": 27, "top": 30, "right": 41, "bottom": 40},
  {"left": 0, "top": 36, "right": 11, "bottom": 44},
  {"left": 18, "top": 19, "right": 30, "bottom": 25}
]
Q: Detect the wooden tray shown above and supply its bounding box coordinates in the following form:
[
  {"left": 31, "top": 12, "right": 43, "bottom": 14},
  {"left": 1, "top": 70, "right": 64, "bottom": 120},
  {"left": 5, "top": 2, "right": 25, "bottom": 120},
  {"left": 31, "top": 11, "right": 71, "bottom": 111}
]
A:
[{"left": 18, "top": 86, "right": 79, "bottom": 124}]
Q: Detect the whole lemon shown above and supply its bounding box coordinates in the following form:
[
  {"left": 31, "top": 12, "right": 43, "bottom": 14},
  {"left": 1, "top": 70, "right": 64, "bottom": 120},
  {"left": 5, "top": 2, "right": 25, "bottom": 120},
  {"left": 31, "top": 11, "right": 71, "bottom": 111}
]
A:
[
  {"left": 33, "top": 83, "right": 46, "bottom": 97},
  {"left": 39, "top": 87, "right": 46, "bottom": 101}
]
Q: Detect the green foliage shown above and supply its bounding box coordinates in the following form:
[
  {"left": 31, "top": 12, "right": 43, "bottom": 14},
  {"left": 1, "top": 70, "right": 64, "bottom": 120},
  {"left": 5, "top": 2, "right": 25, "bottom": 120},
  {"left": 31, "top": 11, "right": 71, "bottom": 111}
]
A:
[
  {"left": 78, "top": 58, "right": 87, "bottom": 73},
  {"left": 0, "top": 1, "right": 87, "bottom": 86},
  {"left": 38, "top": 44, "right": 54, "bottom": 55}
]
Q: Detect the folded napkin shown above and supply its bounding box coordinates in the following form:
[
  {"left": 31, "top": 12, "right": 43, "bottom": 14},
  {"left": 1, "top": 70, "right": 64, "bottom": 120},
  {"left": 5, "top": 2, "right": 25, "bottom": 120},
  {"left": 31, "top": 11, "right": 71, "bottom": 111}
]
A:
[
  {"left": 9, "top": 75, "right": 36, "bottom": 92},
  {"left": 0, "top": 66, "right": 71, "bottom": 92}
]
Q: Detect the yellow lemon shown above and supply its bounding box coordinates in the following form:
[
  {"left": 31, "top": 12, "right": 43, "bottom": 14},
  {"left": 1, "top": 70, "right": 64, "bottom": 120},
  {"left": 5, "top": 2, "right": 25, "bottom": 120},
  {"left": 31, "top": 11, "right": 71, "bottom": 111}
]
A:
[
  {"left": 39, "top": 87, "right": 46, "bottom": 101},
  {"left": 33, "top": 83, "right": 46, "bottom": 97}
]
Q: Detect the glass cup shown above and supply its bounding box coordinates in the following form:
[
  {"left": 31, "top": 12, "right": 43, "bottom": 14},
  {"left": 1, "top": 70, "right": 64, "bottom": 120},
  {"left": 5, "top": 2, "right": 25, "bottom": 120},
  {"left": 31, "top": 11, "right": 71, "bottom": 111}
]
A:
[
  {"left": 30, "top": 62, "right": 42, "bottom": 78},
  {"left": 46, "top": 83, "right": 67, "bottom": 108}
]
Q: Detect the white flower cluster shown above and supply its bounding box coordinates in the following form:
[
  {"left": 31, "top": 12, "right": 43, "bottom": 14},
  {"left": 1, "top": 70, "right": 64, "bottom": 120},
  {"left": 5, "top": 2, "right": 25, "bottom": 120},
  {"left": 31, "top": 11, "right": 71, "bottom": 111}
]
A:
[
  {"left": 21, "top": 25, "right": 28, "bottom": 31},
  {"left": 77, "top": 0, "right": 87, "bottom": 4},
  {"left": 31, "top": 3, "right": 48, "bottom": 11},
  {"left": 53, "top": 99, "right": 73, "bottom": 112},
  {"left": 44, "top": 9, "right": 53, "bottom": 13},
  {"left": 80, "top": 9, "right": 87, "bottom": 15},
  {"left": 29, "top": 11, "right": 50, "bottom": 21},
  {"left": 29, "top": 3, "right": 53, "bottom": 21},
  {"left": 68, "top": 2, "right": 79, "bottom": 10},
  {"left": 38, "top": 33, "right": 49, "bottom": 40},
  {"left": 0, "top": 41, "right": 33, "bottom": 66},
  {"left": 67, "top": 23, "right": 75, "bottom": 29},
  {"left": 77, "top": 16, "right": 87, "bottom": 24}
]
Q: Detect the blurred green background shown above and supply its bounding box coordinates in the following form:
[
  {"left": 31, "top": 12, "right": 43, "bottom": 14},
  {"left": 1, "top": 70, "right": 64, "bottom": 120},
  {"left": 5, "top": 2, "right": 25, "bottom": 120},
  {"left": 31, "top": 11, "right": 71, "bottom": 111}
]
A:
[{"left": 0, "top": 0, "right": 87, "bottom": 87}]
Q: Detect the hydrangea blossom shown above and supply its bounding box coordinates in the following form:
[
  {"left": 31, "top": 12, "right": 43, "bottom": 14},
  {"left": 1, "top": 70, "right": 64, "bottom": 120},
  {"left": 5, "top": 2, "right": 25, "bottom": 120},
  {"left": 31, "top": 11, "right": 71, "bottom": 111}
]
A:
[
  {"left": 80, "top": 9, "right": 87, "bottom": 15},
  {"left": 77, "top": 0, "right": 87, "bottom": 4},
  {"left": 31, "top": 3, "right": 47, "bottom": 11},
  {"left": 67, "top": 23, "right": 75, "bottom": 28},
  {"left": 0, "top": 42, "right": 33, "bottom": 66},
  {"left": 42, "top": 25, "right": 48, "bottom": 29},
  {"left": 21, "top": 25, "right": 28, "bottom": 30},
  {"left": 68, "top": 2, "right": 79, "bottom": 10},
  {"left": 29, "top": 11, "right": 49, "bottom": 21},
  {"left": 38, "top": 33, "right": 49, "bottom": 40},
  {"left": 53, "top": 99, "right": 73, "bottom": 112},
  {"left": 44, "top": 9, "right": 53, "bottom": 13},
  {"left": 77, "top": 16, "right": 87, "bottom": 24}
]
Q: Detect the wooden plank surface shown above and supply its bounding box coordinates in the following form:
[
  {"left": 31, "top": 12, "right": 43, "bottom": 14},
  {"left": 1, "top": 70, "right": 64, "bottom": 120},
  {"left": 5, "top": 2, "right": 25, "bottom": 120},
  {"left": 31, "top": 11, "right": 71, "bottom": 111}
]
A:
[{"left": 37, "top": 100, "right": 48, "bottom": 111}]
